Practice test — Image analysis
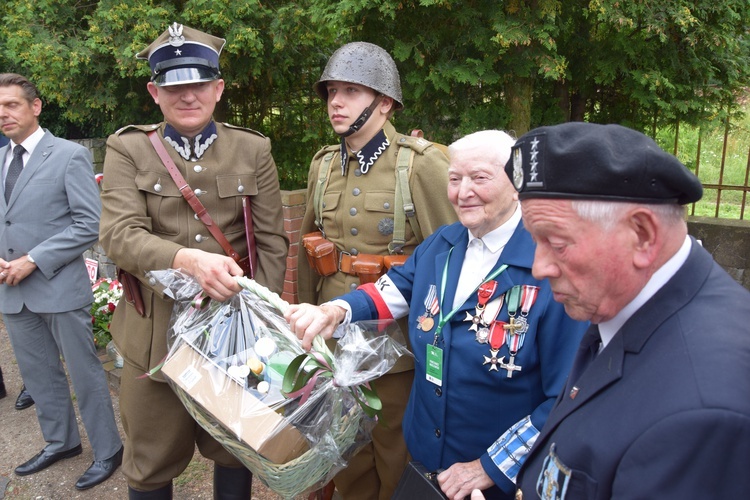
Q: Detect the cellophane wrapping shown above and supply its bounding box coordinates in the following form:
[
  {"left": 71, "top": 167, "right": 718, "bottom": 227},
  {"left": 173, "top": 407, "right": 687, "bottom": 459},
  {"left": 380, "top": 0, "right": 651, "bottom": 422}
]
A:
[{"left": 151, "top": 269, "right": 410, "bottom": 498}]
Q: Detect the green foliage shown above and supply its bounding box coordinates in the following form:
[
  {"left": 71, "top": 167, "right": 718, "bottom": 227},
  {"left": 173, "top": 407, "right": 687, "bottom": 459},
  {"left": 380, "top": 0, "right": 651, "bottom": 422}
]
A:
[{"left": 1, "top": 0, "right": 749, "bottom": 195}]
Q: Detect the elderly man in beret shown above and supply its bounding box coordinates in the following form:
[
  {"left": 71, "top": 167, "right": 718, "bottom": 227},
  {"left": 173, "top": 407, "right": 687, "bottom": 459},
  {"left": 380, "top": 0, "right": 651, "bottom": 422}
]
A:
[
  {"left": 508, "top": 122, "right": 750, "bottom": 499},
  {"left": 99, "top": 23, "right": 288, "bottom": 499}
]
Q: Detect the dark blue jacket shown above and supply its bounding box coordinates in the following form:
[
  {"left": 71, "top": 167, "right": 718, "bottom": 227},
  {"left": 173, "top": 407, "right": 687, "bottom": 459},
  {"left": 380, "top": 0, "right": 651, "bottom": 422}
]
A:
[
  {"left": 518, "top": 239, "right": 750, "bottom": 499},
  {"left": 342, "top": 221, "right": 587, "bottom": 497}
]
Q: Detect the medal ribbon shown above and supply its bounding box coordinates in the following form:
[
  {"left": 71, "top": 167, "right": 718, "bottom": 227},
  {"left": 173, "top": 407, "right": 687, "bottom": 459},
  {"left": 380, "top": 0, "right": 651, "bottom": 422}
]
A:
[
  {"left": 423, "top": 285, "right": 437, "bottom": 313},
  {"left": 476, "top": 281, "right": 497, "bottom": 310},
  {"left": 505, "top": 285, "right": 539, "bottom": 353},
  {"left": 506, "top": 285, "right": 522, "bottom": 316},
  {"left": 521, "top": 285, "right": 539, "bottom": 315},
  {"left": 488, "top": 321, "right": 506, "bottom": 350},
  {"left": 434, "top": 246, "right": 508, "bottom": 344}
]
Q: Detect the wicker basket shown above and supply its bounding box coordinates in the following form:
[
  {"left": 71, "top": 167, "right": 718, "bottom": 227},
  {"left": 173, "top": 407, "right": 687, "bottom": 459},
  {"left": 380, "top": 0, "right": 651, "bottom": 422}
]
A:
[{"left": 160, "top": 274, "right": 376, "bottom": 499}]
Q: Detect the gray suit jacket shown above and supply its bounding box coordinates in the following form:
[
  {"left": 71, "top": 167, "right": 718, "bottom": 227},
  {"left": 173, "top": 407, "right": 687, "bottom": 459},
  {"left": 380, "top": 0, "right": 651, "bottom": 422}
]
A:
[{"left": 0, "top": 130, "right": 100, "bottom": 314}]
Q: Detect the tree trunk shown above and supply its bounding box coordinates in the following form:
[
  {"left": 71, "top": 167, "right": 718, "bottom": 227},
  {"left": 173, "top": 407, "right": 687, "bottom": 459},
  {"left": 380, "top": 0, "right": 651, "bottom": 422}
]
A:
[
  {"left": 554, "top": 81, "right": 571, "bottom": 122},
  {"left": 570, "top": 92, "right": 586, "bottom": 121},
  {"left": 506, "top": 77, "right": 533, "bottom": 137}
]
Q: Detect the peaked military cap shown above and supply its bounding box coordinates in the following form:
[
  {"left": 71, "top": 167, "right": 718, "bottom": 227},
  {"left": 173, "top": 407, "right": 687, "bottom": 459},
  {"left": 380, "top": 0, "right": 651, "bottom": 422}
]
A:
[
  {"left": 506, "top": 122, "right": 703, "bottom": 205},
  {"left": 137, "top": 23, "right": 226, "bottom": 86}
]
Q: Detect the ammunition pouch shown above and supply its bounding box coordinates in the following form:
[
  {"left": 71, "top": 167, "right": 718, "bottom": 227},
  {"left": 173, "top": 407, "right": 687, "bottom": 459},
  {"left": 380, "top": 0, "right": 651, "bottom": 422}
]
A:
[
  {"left": 350, "top": 254, "right": 384, "bottom": 284},
  {"left": 303, "top": 231, "right": 403, "bottom": 284},
  {"left": 302, "top": 231, "right": 338, "bottom": 277},
  {"left": 384, "top": 255, "right": 408, "bottom": 270}
]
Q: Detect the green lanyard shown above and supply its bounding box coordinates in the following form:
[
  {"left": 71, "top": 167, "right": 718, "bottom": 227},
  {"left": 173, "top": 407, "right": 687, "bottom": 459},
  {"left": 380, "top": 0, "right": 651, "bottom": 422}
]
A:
[{"left": 432, "top": 246, "right": 508, "bottom": 345}]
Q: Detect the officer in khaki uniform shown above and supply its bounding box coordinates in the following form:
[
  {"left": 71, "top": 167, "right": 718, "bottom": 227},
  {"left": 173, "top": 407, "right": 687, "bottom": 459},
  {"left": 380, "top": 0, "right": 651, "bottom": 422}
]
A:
[
  {"left": 99, "top": 23, "right": 288, "bottom": 498},
  {"left": 297, "top": 42, "right": 457, "bottom": 500}
]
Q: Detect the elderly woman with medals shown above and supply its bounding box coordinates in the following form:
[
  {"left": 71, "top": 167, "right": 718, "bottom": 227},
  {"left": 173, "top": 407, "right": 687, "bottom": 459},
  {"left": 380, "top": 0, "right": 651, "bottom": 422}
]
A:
[{"left": 286, "top": 130, "right": 587, "bottom": 500}]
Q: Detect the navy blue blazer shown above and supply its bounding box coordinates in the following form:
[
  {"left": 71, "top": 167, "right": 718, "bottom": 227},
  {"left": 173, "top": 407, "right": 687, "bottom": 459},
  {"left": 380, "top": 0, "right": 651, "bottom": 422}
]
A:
[{"left": 517, "top": 238, "right": 750, "bottom": 499}]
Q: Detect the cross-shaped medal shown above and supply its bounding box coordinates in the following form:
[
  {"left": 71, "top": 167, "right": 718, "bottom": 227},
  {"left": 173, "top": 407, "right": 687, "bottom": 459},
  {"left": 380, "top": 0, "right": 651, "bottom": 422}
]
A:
[
  {"left": 482, "top": 349, "right": 501, "bottom": 371},
  {"left": 503, "top": 316, "right": 528, "bottom": 336},
  {"left": 499, "top": 355, "right": 522, "bottom": 378}
]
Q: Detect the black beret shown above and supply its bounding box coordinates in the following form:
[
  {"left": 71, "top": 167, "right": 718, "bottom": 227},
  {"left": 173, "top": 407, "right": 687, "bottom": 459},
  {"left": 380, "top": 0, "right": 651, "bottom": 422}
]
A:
[{"left": 505, "top": 122, "right": 703, "bottom": 205}]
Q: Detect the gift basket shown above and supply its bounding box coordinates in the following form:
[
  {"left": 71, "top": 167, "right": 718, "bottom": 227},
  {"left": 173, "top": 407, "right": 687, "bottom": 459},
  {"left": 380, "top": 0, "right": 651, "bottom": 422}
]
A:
[{"left": 151, "top": 270, "right": 410, "bottom": 498}]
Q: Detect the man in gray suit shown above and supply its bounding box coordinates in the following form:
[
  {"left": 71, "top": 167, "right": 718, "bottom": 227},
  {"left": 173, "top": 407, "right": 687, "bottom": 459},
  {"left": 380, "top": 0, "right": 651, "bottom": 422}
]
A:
[{"left": 0, "top": 73, "right": 123, "bottom": 490}]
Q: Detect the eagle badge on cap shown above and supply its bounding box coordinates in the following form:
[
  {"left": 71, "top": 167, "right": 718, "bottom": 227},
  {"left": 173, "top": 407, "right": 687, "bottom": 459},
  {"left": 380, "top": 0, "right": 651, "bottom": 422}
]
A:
[
  {"left": 168, "top": 22, "right": 185, "bottom": 47},
  {"left": 512, "top": 146, "right": 524, "bottom": 191}
]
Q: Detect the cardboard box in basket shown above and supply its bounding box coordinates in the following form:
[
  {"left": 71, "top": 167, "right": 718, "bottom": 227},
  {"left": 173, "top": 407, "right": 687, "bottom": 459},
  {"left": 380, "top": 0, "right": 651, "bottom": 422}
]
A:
[{"left": 162, "top": 342, "right": 310, "bottom": 464}]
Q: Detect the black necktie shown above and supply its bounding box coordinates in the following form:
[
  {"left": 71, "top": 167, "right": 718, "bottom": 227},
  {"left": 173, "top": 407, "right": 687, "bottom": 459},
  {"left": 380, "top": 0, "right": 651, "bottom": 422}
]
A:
[
  {"left": 5, "top": 144, "right": 25, "bottom": 203},
  {"left": 563, "top": 324, "right": 601, "bottom": 399}
]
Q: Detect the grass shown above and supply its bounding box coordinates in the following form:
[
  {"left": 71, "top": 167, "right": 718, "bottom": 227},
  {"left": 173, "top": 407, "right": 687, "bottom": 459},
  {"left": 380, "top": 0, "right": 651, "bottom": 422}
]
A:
[{"left": 654, "top": 109, "right": 750, "bottom": 220}]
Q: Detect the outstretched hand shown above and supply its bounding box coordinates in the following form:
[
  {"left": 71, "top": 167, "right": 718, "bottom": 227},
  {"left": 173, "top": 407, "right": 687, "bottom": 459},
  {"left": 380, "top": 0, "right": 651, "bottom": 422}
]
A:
[{"left": 284, "top": 303, "right": 346, "bottom": 350}]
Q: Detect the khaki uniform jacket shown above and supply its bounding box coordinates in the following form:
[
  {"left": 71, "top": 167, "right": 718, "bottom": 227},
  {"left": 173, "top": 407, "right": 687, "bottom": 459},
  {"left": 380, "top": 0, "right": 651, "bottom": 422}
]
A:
[
  {"left": 100, "top": 122, "right": 288, "bottom": 379},
  {"left": 297, "top": 121, "right": 457, "bottom": 373}
]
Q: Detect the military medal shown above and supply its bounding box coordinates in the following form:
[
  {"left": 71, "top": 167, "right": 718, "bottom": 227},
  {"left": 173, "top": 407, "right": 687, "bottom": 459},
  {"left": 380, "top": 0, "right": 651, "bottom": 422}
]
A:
[
  {"left": 417, "top": 285, "right": 440, "bottom": 331},
  {"left": 464, "top": 280, "right": 497, "bottom": 332},
  {"left": 476, "top": 295, "right": 504, "bottom": 344},
  {"left": 482, "top": 321, "right": 507, "bottom": 371},
  {"left": 497, "top": 285, "right": 540, "bottom": 378}
]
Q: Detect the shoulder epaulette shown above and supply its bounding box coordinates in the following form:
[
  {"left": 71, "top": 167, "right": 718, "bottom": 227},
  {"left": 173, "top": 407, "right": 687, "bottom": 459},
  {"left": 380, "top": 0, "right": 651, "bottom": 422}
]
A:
[
  {"left": 392, "top": 134, "right": 434, "bottom": 155},
  {"left": 312, "top": 144, "right": 339, "bottom": 162},
  {"left": 115, "top": 124, "right": 161, "bottom": 135},
  {"left": 221, "top": 122, "right": 266, "bottom": 138}
]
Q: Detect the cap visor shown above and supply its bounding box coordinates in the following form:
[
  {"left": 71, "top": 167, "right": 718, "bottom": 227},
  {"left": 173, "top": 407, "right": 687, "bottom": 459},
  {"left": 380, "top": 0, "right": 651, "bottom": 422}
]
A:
[{"left": 154, "top": 67, "right": 219, "bottom": 86}]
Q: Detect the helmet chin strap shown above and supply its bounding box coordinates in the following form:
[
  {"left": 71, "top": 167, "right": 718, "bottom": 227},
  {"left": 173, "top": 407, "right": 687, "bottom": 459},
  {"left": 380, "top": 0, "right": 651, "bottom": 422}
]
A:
[{"left": 338, "top": 94, "right": 385, "bottom": 138}]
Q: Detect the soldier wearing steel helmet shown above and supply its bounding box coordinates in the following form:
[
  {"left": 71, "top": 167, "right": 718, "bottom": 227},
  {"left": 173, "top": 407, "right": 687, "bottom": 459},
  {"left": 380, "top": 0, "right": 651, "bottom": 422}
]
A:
[{"left": 296, "top": 41, "right": 457, "bottom": 499}]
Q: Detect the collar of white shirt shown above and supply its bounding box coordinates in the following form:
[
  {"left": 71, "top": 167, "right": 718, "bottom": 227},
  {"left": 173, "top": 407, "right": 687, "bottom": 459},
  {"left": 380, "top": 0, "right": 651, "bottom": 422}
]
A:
[{"left": 598, "top": 235, "right": 692, "bottom": 349}]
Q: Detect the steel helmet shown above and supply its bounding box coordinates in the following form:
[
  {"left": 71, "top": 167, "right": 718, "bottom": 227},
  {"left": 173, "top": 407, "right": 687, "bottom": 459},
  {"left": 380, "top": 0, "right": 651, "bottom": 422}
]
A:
[{"left": 315, "top": 42, "right": 403, "bottom": 110}]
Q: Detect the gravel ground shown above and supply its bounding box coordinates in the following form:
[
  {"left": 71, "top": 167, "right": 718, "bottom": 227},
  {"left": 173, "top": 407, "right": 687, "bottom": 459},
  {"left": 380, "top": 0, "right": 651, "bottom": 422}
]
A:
[{"left": 0, "top": 317, "right": 294, "bottom": 500}]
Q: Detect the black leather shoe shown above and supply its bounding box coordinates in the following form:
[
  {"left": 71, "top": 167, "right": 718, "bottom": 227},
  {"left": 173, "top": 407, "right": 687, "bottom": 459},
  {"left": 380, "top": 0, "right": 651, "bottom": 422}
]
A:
[
  {"left": 15, "top": 444, "right": 83, "bottom": 476},
  {"left": 75, "top": 446, "right": 123, "bottom": 490},
  {"left": 15, "top": 386, "right": 34, "bottom": 410}
]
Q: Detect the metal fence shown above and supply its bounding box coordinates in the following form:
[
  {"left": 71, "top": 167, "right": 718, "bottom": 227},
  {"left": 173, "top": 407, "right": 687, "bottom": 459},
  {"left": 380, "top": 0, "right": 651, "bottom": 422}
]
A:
[{"left": 669, "top": 117, "right": 750, "bottom": 220}]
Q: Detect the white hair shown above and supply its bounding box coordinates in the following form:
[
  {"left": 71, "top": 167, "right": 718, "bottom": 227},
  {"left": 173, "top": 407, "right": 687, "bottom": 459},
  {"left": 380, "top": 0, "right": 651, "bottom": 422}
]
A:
[
  {"left": 448, "top": 130, "right": 516, "bottom": 169},
  {"left": 571, "top": 200, "right": 687, "bottom": 231}
]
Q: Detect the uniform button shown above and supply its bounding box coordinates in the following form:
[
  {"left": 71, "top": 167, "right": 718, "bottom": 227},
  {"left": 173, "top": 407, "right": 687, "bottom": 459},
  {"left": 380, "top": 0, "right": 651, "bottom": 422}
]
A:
[
  {"left": 149, "top": 277, "right": 157, "bottom": 285},
  {"left": 383, "top": 202, "right": 390, "bottom": 209},
  {"left": 435, "top": 387, "right": 442, "bottom": 397},
  {"left": 350, "top": 228, "right": 358, "bottom": 236},
  {"left": 195, "top": 234, "right": 205, "bottom": 243},
  {"left": 350, "top": 248, "right": 359, "bottom": 256},
  {"left": 154, "top": 182, "right": 162, "bottom": 192},
  {"left": 322, "top": 202, "right": 327, "bottom": 208},
  {"left": 349, "top": 283, "right": 357, "bottom": 291},
  {"left": 194, "top": 189, "right": 204, "bottom": 196},
  {"left": 5, "top": 221, "right": 10, "bottom": 226},
  {"left": 354, "top": 169, "right": 362, "bottom": 177},
  {"left": 399, "top": 138, "right": 407, "bottom": 143},
  {"left": 352, "top": 188, "right": 361, "bottom": 196},
  {"left": 237, "top": 185, "right": 245, "bottom": 193},
  {"left": 435, "top": 428, "right": 441, "bottom": 438},
  {"left": 349, "top": 208, "right": 357, "bottom": 216},
  {"left": 194, "top": 213, "right": 200, "bottom": 220},
  {"left": 193, "top": 165, "right": 203, "bottom": 173},
  {"left": 8, "top": 248, "right": 14, "bottom": 254}
]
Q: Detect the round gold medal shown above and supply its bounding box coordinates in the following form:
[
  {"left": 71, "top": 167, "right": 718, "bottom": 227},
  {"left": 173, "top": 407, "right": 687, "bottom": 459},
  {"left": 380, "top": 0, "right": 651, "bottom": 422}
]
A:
[{"left": 420, "top": 316, "right": 435, "bottom": 331}]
